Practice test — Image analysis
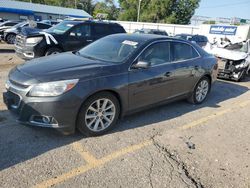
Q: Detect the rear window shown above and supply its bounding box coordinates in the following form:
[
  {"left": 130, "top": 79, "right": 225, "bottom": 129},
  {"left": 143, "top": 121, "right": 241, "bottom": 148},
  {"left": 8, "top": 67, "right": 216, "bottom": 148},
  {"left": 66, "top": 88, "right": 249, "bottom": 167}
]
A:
[{"left": 172, "top": 42, "right": 199, "bottom": 61}]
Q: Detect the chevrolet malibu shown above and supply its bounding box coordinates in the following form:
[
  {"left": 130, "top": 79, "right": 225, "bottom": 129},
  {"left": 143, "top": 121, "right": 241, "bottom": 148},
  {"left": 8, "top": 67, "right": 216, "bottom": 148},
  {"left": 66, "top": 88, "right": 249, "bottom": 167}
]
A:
[{"left": 3, "top": 34, "right": 218, "bottom": 136}]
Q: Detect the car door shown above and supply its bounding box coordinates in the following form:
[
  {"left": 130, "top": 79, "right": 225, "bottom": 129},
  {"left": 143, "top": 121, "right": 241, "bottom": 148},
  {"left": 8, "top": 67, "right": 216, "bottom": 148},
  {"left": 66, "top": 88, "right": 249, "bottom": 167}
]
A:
[
  {"left": 128, "top": 41, "right": 177, "bottom": 110},
  {"left": 64, "top": 23, "right": 92, "bottom": 51},
  {"left": 169, "top": 41, "right": 201, "bottom": 97}
]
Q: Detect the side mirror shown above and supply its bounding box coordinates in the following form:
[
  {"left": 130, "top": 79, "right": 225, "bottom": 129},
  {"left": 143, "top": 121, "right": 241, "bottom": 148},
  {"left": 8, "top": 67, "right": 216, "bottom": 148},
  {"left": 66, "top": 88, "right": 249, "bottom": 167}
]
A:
[
  {"left": 69, "top": 32, "right": 76, "bottom": 37},
  {"left": 132, "top": 61, "right": 150, "bottom": 69}
]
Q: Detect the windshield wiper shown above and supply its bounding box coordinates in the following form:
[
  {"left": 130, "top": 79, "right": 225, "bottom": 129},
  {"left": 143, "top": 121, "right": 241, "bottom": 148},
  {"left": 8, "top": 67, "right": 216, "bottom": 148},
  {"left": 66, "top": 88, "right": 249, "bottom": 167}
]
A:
[{"left": 81, "top": 54, "right": 99, "bottom": 61}]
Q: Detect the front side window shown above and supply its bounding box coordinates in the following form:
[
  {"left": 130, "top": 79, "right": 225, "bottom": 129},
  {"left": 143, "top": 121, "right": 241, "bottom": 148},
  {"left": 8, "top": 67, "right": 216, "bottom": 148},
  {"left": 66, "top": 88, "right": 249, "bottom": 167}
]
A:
[
  {"left": 172, "top": 42, "right": 199, "bottom": 61},
  {"left": 69, "top": 24, "right": 91, "bottom": 37},
  {"left": 138, "top": 42, "right": 170, "bottom": 66}
]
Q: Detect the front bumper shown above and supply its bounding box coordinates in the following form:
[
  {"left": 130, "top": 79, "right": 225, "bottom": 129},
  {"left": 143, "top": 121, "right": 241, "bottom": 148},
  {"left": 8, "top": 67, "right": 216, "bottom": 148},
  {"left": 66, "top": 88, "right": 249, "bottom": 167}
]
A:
[
  {"left": 15, "top": 44, "right": 35, "bottom": 60},
  {"left": 3, "top": 86, "right": 81, "bottom": 134},
  {"left": 15, "top": 35, "right": 46, "bottom": 60}
]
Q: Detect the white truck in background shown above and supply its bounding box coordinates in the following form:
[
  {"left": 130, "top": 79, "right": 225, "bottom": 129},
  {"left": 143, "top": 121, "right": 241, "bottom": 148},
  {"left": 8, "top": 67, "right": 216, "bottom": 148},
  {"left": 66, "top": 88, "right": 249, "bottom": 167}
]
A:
[{"left": 199, "top": 24, "right": 250, "bottom": 43}]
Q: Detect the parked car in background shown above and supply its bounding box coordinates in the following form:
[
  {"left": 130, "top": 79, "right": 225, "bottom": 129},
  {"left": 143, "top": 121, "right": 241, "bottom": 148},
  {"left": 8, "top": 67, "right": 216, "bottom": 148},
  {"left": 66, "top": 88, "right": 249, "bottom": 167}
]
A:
[
  {"left": 3, "top": 21, "right": 51, "bottom": 44},
  {"left": 134, "top": 29, "right": 168, "bottom": 36},
  {"left": 204, "top": 39, "right": 250, "bottom": 81},
  {"left": 0, "top": 18, "right": 8, "bottom": 22},
  {"left": 4, "top": 34, "right": 218, "bottom": 135},
  {"left": 15, "top": 20, "right": 126, "bottom": 59},
  {"left": 175, "top": 34, "right": 208, "bottom": 48},
  {"left": 0, "top": 20, "right": 21, "bottom": 40},
  {"left": 40, "top": 20, "right": 60, "bottom": 26}
]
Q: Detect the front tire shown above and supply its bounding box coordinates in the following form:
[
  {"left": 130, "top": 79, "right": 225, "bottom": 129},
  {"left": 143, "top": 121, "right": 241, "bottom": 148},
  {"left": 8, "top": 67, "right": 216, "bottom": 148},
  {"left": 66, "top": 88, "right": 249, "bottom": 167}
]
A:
[
  {"left": 77, "top": 92, "right": 120, "bottom": 136},
  {"left": 6, "top": 34, "right": 16, "bottom": 44},
  {"left": 188, "top": 77, "right": 211, "bottom": 104},
  {"left": 45, "top": 47, "right": 62, "bottom": 56}
]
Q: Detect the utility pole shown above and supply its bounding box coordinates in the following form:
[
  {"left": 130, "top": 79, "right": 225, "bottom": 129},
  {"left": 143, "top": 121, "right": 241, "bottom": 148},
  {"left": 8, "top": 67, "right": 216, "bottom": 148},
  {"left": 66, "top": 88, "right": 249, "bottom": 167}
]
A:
[{"left": 137, "top": 0, "right": 142, "bottom": 22}]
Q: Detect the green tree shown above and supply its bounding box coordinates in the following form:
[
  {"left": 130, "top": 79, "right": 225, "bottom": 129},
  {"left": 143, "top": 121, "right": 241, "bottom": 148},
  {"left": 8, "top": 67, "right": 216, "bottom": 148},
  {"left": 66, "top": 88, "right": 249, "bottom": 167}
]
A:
[
  {"left": 93, "top": 0, "right": 119, "bottom": 20},
  {"left": 118, "top": 0, "right": 200, "bottom": 24}
]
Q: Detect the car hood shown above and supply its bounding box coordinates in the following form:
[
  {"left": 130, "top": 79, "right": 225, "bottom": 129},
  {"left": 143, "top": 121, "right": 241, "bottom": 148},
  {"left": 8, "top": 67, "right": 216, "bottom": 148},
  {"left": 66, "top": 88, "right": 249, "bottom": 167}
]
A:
[
  {"left": 4, "top": 27, "right": 18, "bottom": 33},
  {"left": 207, "top": 46, "right": 247, "bottom": 61},
  {"left": 15, "top": 52, "right": 123, "bottom": 83},
  {"left": 20, "top": 27, "right": 43, "bottom": 36}
]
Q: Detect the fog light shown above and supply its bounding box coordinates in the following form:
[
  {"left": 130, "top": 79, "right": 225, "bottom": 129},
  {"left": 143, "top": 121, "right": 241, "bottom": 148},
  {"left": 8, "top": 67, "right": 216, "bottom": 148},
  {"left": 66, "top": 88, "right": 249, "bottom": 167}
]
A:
[{"left": 30, "top": 115, "right": 58, "bottom": 126}]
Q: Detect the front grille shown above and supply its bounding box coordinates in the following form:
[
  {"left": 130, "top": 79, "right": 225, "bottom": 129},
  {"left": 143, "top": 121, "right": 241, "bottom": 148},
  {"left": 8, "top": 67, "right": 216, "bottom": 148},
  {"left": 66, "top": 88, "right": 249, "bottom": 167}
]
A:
[{"left": 15, "top": 35, "right": 26, "bottom": 47}]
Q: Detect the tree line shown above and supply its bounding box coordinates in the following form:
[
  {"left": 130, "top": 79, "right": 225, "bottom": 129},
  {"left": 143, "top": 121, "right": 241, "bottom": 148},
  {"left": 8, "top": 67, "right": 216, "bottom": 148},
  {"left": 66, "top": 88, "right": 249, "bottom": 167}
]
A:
[{"left": 17, "top": 0, "right": 200, "bottom": 24}]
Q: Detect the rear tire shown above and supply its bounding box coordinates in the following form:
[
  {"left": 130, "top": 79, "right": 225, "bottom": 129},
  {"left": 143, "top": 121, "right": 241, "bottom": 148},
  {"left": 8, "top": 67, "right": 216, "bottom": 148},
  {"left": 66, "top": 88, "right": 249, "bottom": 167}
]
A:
[
  {"left": 6, "top": 34, "right": 16, "bottom": 44},
  {"left": 77, "top": 92, "right": 120, "bottom": 136},
  {"left": 188, "top": 77, "right": 211, "bottom": 104},
  {"left": 45, "top": 47, "right": 62, "bottom": 56}
]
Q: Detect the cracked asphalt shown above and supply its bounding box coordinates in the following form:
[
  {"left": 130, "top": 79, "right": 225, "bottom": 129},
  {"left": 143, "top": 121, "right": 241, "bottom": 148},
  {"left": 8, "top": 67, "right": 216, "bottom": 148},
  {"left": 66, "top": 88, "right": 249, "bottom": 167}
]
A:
[{"left": 0, "top": 51, "right": 250, "bottom": 188}]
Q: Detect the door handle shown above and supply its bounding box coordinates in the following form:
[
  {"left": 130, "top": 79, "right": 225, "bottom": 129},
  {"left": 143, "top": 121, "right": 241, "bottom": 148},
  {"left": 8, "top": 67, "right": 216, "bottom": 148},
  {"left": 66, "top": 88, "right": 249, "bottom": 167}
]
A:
[
  {"left": 86, "top": 39, "right": 93, "bottom": 42},
  {"left": 164, "top": 72, "right": 172, "bottom": 77}
]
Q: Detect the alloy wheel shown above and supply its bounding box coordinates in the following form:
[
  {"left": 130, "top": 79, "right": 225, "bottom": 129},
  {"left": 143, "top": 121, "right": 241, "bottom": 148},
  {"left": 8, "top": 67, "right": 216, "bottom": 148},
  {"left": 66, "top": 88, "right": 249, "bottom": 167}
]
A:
[
  {"left": 7, "top": 34, "right": 15, "bottom": 44},
  {"left": 85, "top": 98, "right": 116, "bottom": 132},
  {"left": 195, "top": 80, "right": 209, "bottom": 102}
]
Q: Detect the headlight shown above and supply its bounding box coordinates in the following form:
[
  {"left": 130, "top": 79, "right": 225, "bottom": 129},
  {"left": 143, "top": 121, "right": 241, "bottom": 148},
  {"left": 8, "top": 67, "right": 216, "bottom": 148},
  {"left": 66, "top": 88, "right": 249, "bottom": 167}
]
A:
[
  {"left": 26, "top": 37, "right": 43, "bottom": 45},
  {"left": 235, "top": 60, "right": 247, "bottom": 69},
  {"left": 29, "top": 79, "right": 79, "bottom": 97}
]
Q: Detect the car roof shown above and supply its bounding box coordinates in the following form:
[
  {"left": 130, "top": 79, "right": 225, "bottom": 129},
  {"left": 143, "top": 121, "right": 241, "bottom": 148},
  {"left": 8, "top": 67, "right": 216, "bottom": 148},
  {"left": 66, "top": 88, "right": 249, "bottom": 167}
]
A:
[
  {"left": 105, "top": 33, "right": 187, "bottom": 43},
  {"left": 62, "top": 20, "right": 121, "bottom": 26}
]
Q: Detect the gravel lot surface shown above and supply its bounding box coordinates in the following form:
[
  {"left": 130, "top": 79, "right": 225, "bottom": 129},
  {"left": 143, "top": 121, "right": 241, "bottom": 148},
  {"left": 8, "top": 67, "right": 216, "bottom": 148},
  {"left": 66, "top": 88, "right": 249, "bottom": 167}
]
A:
[{"left": 0, "top": 49, "right": 249, "bottom": 188}]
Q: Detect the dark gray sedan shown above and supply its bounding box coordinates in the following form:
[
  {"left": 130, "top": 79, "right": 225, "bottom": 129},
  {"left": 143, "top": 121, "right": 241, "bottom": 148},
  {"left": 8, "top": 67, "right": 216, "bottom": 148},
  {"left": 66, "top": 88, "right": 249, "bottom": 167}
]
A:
[{"left": 3, "top": 34, "right": 218, "bottom": 136}]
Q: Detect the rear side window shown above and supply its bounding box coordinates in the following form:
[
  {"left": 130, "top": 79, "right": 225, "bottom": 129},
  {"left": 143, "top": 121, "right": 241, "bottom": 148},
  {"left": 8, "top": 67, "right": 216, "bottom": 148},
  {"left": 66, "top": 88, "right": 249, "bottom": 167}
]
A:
[
  {"left": 111, "top": 26, "right": 125, "bottom": 33},
  {"left": 171, "top": 42, "right": 199, "bottom": 61},
  {"left": 93, "top": 24, "right": 111, "bottom": 35}
]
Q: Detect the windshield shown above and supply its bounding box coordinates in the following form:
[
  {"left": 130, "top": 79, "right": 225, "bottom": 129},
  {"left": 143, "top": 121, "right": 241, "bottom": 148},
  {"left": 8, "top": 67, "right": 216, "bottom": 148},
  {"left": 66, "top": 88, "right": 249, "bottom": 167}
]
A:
[
  {"left": 78, "top": 37, "right": 141, "bottom": 63},
  {"left": 47, "top": 21, "right": 75, "bottom": 34}
]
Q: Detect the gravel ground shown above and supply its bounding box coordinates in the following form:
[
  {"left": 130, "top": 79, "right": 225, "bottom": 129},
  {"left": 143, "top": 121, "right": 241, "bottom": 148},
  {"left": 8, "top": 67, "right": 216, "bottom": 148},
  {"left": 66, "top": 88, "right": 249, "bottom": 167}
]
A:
[{"left": 0, "top": 51, "right": 249, "bottom": 188}]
